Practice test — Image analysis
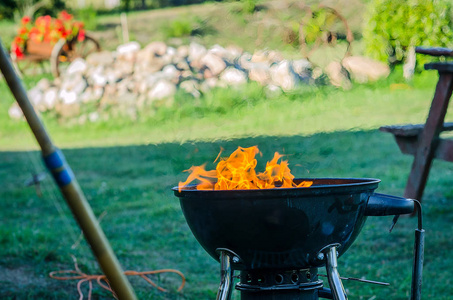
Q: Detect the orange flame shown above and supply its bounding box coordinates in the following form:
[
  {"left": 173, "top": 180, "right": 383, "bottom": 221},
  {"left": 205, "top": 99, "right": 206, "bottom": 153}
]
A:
[{"left": 178, "top": 146, "right": 313, "bottom": 191}]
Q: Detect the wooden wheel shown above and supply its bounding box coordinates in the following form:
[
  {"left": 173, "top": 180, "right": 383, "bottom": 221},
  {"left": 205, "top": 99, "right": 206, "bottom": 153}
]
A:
[
  {"left": 51, "top": 34, "right": 101, "bottom": 77},
  {"left": 11, "top": 53, "right": 48, "bottom": 78},
  {"left": 298, "top": 5, "right": 353, "bottom": 60}
]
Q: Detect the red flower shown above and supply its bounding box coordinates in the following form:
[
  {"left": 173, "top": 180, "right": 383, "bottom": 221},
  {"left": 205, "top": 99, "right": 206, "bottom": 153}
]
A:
[
  {"left": 14, "top": 36, "right": 24, "bottom": 44},
  {"left": 11, "top": 11, "right": 86, "bottom": 56},
  {"left": 59, "top": 10, "right": 73, "bottom": 21},
  {"left": 77, "top": 29, "right": 86, "bottom": 42},
  {"left": 12, "top": 43, "right": 24, "bottom": 59},
  {"left": 21, "top": 16, "right": 31, "bottom": 25},
  {"left": 19, "top": 27, "right": 28, "bottom": 35}
]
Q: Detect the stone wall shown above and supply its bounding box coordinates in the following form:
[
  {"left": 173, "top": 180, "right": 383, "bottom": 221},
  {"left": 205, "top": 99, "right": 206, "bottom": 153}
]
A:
[{"left": 8, "top": 41, "right": 390, "bottom": 123}]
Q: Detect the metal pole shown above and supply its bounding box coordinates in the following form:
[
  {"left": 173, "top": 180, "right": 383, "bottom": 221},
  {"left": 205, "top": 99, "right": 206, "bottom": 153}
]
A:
[
  {"left": 0, "top": 39, "right": 137, "bottom": 300},
  {"left": 411, "top": 200, "right": 424, "bottom": 300}
]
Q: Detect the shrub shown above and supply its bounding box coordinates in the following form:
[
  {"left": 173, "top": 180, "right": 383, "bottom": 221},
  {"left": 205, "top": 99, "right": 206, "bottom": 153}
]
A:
[
  {"left": 0, "top": 0, "right": 16, "bottom": 20},
  {"left": 75, "top": 6, "right": 97, "bottom": 31},
  {"left": 162, "top": 16, "right": 210, "bottom": 38},
  {"left": 242, "top": 0, "right": 257, "bottom": 15},
  {"left": 363, "top": 0, "right": 453, "bottom": 66}
]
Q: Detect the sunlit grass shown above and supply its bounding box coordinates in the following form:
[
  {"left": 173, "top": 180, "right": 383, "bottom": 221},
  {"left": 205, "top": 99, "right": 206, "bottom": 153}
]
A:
[{"left": 1, "top": 68, "right": 446, "bottom": 151}]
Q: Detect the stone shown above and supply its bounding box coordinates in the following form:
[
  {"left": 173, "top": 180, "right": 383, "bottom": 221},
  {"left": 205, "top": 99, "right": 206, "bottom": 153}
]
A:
[
  {"left": 137, "top": 74, "right": 161, "bottom": 94},
  {"left": 188, "top": 42, "right": 207, "bottom": 62},
  {"left": 136, "top": 47, "right": 154, "bottom": 65},
  {"left": 200, "top": 77, "right": 219, "bottom": 93},
  {"left": 66, "top": 58, "right": 88, "bottom": 76},
  {"left": 147, "top": 80, "right": 176, "bottom": 101},
  {"left": 93, "top": 87, "right": 104, "bottom": 100},
  {"left": 208, "top": 44, "right": 235, "bottom": 63},
  {"left": 167, "top": 46, "right": 177, "bottom": 57},
  {"left": 248, "top": 63, "right": 270, "bottom": 85},
  {"left": 292, "top": 59, "right": 312, "bottom": 76},
  {"left": 220, "top": 67, "right": 247, "bottom": 85},
  {"left": 342, "top": 56, "right": 390, "bottom": 83},
  {"left": 43, "top": 88, "right": 58, "bottom": 110},
  {"left": 139, "top": 56, "right": 167, "bottom": 73},
  {"left": 8, "top": 102, "right": 23, "bottom": 119},
  {"left": 251, "top": 50, "right": 268, "bottom": 63},
  {"left": 114, "top": 60, "right": 134, "bottom": 76},
  {"left": 203, "top": 68, "right": 214, "bottom": 79},
  {"left": 162, "top": 64, "right": 180, "bottom": 81},
  {"left": 237, "top": 52, "right": 253, "bottom": 70},
  {"left": 86, "top": 51, "right": 114, "bottom": 66},
  {"left": 180, "top": 70, "right": 193, "bottom": 80},
  {"left": 105, "top": 70, "right": 121, "bottom": 84},
  {"left": 180, "top": 80, "right": 201, "bottom": 98},
  {"left": 117, "top": 41, "right": 141, "bottom": 55},
  {"left": 225, "top": 45, "right": 243, "bottom": 58},
  {"left": 80, "top": 86, "right": 103, "bottom": 104},
  {"left": 55, "top": 101, "right": 81, "bottom": 118},
  {"left": 28, "top": 87, "right": 44, "bottom": 110},
  {"left": 267, "top": 50, "right": 284, "bottom": 64},
  {"left": 292, "top": 59, "right": 314, "bottom": 84},
  {"left": 145, "top": 41, "right": 167, "bottom": 56},
  {"left": 312, "top": 67, "right": 323, "bottom": 79},
  {"left": 269, "top": 60, "right": 298, "bottom": 91},
  {"left": 36, "top": 78, "right": 51, "bottom": 90},
  {"left": 59, "top": 89, "right": 79, "bottom": 105},
  {"left": 175, "top": 58, "right": 190, "bottom": 71},
  {"left": 201, "top": 52, "right": 227, "bottom": 76},
  {"left": 116, "top": 41, "right": 141, "bottom": 62},
  {"left": 177, "top": 45, "right": 190, "bottom": 58},
  {"left": 91, "top": 72, "right": 108, "bottom": 87},
  {"left": 61, "top": 74, "right": 87, "bottom": 95},
  {"left": 325, "top": 61, "right": 352, "bottom": 89}
]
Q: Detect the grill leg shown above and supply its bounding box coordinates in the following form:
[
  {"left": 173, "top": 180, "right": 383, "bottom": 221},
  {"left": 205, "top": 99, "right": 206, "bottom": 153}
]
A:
[
  {"left": 325, "top": 246, "right": 347, "bottom": 300},
  {"left": 216, "top": 249, "right": 234, "bottom": 300}
]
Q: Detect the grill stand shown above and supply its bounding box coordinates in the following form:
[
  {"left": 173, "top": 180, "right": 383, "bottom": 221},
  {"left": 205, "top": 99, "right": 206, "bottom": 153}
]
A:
[
  {"left": 216, "top": 249, "right": 235, "bottom": 300},
  {"left": 215, "top": 246, "right": 351, "bottom": 300},
  {"left": 324, "top": 246, "right": 347, "bottom": 300}
]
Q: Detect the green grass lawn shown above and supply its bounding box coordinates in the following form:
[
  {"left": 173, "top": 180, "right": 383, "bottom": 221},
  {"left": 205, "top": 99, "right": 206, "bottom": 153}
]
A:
[
  {"left": 1, "top": 131, "right": 453, "bottom": 299},
  {"left": 1, "top": 67, "right": 453, "bottom": 299}
]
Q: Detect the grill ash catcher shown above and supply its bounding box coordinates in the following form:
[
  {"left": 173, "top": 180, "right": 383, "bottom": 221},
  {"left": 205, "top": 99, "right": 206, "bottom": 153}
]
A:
[{"left": 173, "top": 178, "right": 425, "bottom": 300}]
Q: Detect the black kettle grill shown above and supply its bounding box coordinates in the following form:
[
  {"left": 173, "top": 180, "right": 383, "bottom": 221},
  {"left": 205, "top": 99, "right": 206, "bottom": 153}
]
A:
[{"left": 173, "top": 178, "right": 424, "bottom": 300}]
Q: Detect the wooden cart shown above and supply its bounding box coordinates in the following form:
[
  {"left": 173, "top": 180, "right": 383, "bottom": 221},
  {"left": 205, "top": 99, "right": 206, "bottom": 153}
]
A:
[{"left": 12, "top": 33, "right": 100, "bottom": 77}]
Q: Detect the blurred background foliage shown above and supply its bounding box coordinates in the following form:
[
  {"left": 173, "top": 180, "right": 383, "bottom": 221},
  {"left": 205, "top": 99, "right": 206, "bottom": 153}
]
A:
[
  {"left": 3, "top": 0, "right": 451, "bottom": 70},
  {"left": 0, "top": 0, "right": 218, "bottom": 21},
  {"left": 363, "top": 0, "right": 453, "bottom": 67}
]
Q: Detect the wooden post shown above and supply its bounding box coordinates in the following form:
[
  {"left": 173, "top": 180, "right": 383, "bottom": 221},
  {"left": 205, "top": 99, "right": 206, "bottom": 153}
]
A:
[
  {"left": 404, "top": 68, "right": 453, "bottom": 200},
  {"left": 0, "top": 39, "right": 137, "bottom": 300}
]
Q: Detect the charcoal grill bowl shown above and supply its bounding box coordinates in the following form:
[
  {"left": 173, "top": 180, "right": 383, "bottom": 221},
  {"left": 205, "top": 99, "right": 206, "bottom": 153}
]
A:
[{"left": 173, "top": 178, "right": 409, "bottom": 271}]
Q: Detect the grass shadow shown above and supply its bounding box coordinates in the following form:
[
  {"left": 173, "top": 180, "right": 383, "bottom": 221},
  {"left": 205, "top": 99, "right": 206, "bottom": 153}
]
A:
[{"left": 0, "top": 130, "right": 452, "bottom": 299}]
